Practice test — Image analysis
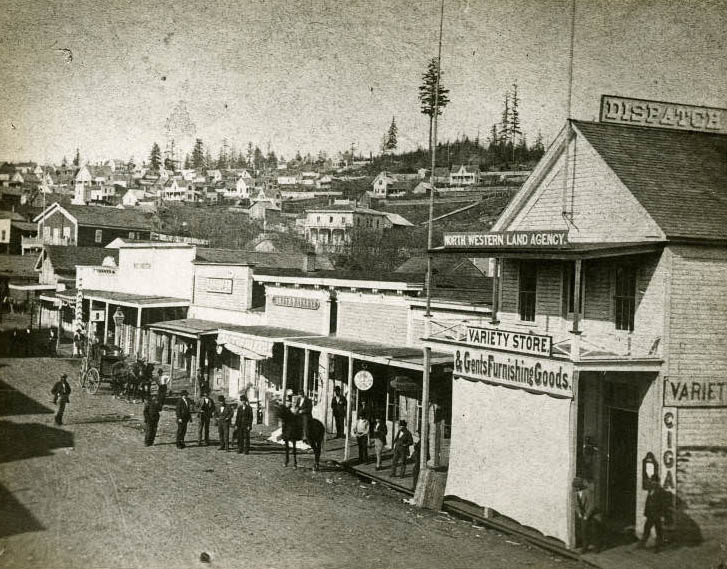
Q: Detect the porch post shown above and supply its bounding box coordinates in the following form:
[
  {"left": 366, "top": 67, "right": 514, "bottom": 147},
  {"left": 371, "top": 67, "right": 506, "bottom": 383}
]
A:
[
  {"left": 344, "top": 354, "right": 354, "bottom": 461},
  {"left": 169, "top": 334, "right": 176, "bottom": 391},
  {"left": 103, "top": 302, "right": 109, "bottom": 345},
  {"left": 491, "top": 257, "right": 500, "bottom": 324},
  {"left": 567, "top": 370, "right": 580, "bottom": 549},
  {"left": 194, "top": 337, "right": 202, "bottom": 399},
  {"left": 281, "top": 344, "right": 289, "bottom": 404},
  {"left": 55, "top": 301, "right": 62, "bottom": 352},
  {"left": 303, "top": 348, "right": 310, "bottom": 396},
  {"left": 420, "top": 346, "right": 431, "bottom": 475},
  {"left": 135, "top": 308, "right": 143, "bottom": 357},
  {"left": 571, "top": 259, "right": 582, "bottom": 334}
]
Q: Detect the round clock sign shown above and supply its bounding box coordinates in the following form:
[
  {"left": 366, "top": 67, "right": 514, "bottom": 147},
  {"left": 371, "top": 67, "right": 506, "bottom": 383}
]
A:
[{"left": 353, "top": 370, "right": 374, "bottom": 391}]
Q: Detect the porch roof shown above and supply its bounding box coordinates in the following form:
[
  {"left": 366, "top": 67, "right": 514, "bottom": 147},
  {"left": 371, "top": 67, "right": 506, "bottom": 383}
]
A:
[
  {"left": 55, "top": 288, "right": 189, "bottom": 309},
  {"left": 431, "top": 240, "right": 665, "bottom": 260},
  {"left": 146, "top": 318, "right": 223, "bottom": 338},
  {"left": 283, "top": 335, "right": 452, "bottom": 371}
]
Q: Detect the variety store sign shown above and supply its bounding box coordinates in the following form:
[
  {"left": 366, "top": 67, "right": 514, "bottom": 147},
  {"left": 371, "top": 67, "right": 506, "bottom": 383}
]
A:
[
  {"left": 443, "top": 230, "right": 569, "bottom": 249},
  {"left": 454, "top": 347, "right": 573, "bottom": 398},
  {"left": 663, "top": 377, "right": 727, "bottom": 407},
  {"left": 465, "top": 325, "right": 552, "bottom": 357},
  {"left": 600, "top": 95, "right": 727, "bottom": 134}
]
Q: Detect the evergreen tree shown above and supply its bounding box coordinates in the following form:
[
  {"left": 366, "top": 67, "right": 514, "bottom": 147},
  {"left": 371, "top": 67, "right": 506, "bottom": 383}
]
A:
[
  {"left": 217, "top": 146, "right": 228, "bottom": 169},
  {"left": 383, "top": 116, "right": 398, "bottom": 153},
  {"left": 499, "top": 91, "right": 511, "bottom": 145},
  {"left": 192, "top": 138, "right": 205, "bottom": 170},
  {"left": 73, "top": 148, "right": 80, "bottom": 167},
  {"left": 149, "top": 142, "right": 162, "bottom": 171},
  {"left": 246, "top": 142, "right": 254, "bottom": 167},
  {"left": 418, "top": 57, "right": 450, "bottom": 156},
  {"left": 204, "top": 149, "right": 213, "bottom": 170},
  {"left": 183, "top": 153, "right": 192, "bottom": 169},
  {"left": 61, "top": 156, "right": 68, "bottom": 168},
  {"left": 253, "top": 146, "right": 264, "bottom": 172},
  {"left": 266, "top": 150, "right": 278, "bottom": 170},
  {"left": 533, "top": 130, "right": 545, "bottom": 156}
]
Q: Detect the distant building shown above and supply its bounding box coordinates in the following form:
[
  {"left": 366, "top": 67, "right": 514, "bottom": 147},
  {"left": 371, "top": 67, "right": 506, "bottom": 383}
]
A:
[
  {"left": 304, "top": 205, "right": 392, "bottom": 251},
  {"left": 449, "top": 164, "right": 480, "bottom": 186}
]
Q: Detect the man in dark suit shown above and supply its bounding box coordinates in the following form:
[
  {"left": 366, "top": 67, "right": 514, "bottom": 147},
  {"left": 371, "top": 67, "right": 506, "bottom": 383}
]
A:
[
  {"left": 638, "top": 475, "right": 669, "bottom": 552},
  {"left": 51, "top": 373, "right": 72, "bottom": 425},
  {"left": 216, "top": 395, "right": 233, "bottom": 451},
  {"left": 175, "top": 390, "right": 192, "bottom": 449},
  {"left": 331, "top": 386, "right": 347, "bottom": 438},
  {"left": 391, "top": 420, "right": 414, "bottom": 478},
  {"left": 143, "top": 395, "right": 161, "bottom": 446},
  {"left": 295, "top": 393, "right": 313, "bottom": 443},
  {"left": 197, "top": 390, "right": 215, "bottom": 446},
  {"left": 574, "top": 476, "right": 602, "bottom": 553},
  {"left": 235, "top": 397, "right": 254, "bottom": 454}
]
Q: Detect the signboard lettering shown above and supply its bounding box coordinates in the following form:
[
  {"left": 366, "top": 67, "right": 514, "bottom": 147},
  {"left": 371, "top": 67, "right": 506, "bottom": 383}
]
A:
[
  {"left": 453, "top": 348, "right": 573, "bottom": 398},
  {"left": 272, "top": 295, "right": 320, "bottom": 310},
  {"left": 663, "top": 377, "right": 727, "bottom": 407},
  {"left": 465, "top": 325, "right": 552, "bottom": 357},
  {"left": 206, "top": 277, "right": 233, "bottom": 294},
  {"left": 443, "top": 230, "right": 569, "bottom": 249},
  {"left": 600, "top": 95, "right": 727, "bottom": 134},
  {"left": 662, "top": 408, "right": 677, "bottom": 492}
]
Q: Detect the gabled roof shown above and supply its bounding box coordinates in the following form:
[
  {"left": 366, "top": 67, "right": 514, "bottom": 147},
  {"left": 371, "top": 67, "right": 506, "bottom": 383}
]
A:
[
  {"left": 382, "top": 212, "right": 413, "bottom": 226},
  {"left": 41, "top": 245, "right": 119, "bottom": 274},
  {"left": 34, "top": 202, "right": 154, "bottom": 231},
  {"left": 573, "top": 120, "right": 727, "bottom": 241},
  {"left": 0, "top": 254, "right": 38, "bottom": 278}
]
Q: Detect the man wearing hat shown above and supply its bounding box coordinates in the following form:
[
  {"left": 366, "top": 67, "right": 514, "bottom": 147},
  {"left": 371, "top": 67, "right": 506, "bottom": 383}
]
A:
[
  {"left": 391, "top": 420, "right": 413, "bottom": 478},
  {"left": 197, "top": 390, "right": 215, "bottom": 446},
  {"left": 51, "top": 373, "right": 72, "bottom": 426},
  {"left": 573, "top": 476, "right": 602, "bottom": 553},
  {"left": 215, "top": 395, "right": 234, "bottom": 451},
  {"left": 235, "top": 396, "right": 254, "bottom": 454},
  {"left": 175, "top": 390, "right": 192, "bottom": 449}
]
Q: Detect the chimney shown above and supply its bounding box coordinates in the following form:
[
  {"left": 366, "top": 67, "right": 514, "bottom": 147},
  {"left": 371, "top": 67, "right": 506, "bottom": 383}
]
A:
[{"left": 304, "top": 251, "right": 316, "bottom": 272}]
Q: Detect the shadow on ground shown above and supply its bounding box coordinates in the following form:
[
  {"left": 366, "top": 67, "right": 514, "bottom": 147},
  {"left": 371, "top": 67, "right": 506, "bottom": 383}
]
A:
[
  {"left": 0, "top": 378, "right": 54, "bottom": 417},
  {"left": 0, "top": 419, "right": 74, "bottom": 464},
  {"left": 0, "top": 483, "right": 45, "bottom": 538}
]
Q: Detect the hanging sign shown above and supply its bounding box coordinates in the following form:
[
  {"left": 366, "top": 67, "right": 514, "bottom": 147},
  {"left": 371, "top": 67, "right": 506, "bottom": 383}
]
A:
[
  {"left": 90, "top": 309, "right": 105, "bottom": 322},
  {"left": 354, "top": 370, "right": 374, "bottom": 391},
  {"left": 663, "top": 377, "right": 727, "bottom": 407},
  {"left": 454, "top": 347, "right": 573, "bottom": 398},
  {"left": 443, "top": 230, "right": 569, "bottom": 249},
  {"left": 465, "top": 325, "right": 552, "bottom": 357},
  {"left": 661, "top": 408, "right": 677, "bottom": 492},
  {"left": 600, "top": 95, "right": 727, "bottom": 134}
]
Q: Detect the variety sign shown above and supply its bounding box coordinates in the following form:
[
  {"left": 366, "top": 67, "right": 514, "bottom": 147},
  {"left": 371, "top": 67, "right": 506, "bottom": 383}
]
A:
[
  {"left": 272, "top": 295, "right": 320, "bottom": 311},
  {"left": 443, "top": 230, "right": 569, "bottom": 249},
  {"left": 454, "top": 347, "right": 573, "bottom": 398},
  {"left": 663, "top": 377, "right": 727, "bottom": 407},
  {"left": 465, "top": 325, "right": 552, "bottom": 357},
  {"left": 600, "top": 95, "right": 727, "bottom": 135}
]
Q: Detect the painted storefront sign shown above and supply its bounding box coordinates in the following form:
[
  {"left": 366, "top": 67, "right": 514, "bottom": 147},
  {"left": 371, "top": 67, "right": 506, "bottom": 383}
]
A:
[
  {"left": 206, "top": 277, "right": 233, "bottom": 294},
  {"left": 663, "top": 377, "right": 727, "bottom": 407},
  {"left": 443, "top": 230, "right": 569, "bottom": 249},
  {"left": 272, "top": 296, "right": 320, "bottom": 310},
  {"left": 662, "top": 407, "right": 677, "bottom": 492},
  {"left": 453, "top": 347, "right": 573, "bottom": 398},
  {"left": 465, "top": 325, "right": 552, "bottom": 357},
  {"left": 600, "top": 95, "right": 727, "bottom": 134}
]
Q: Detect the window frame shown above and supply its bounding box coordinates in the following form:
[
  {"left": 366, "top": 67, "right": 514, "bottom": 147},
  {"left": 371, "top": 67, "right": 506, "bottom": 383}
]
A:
[
  {"left": 518, "top": 261, "right": 538, "bottom": 322},
  {"left": 613, "top": 264, "right": 637, "bottom": 332},
  {"left": 94, "top": 229, "right": 103, "bottom": 244}
]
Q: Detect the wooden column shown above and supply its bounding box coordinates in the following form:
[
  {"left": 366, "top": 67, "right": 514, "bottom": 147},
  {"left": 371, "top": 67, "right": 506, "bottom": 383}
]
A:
[
  {"left": 344, "top": 354, "right": 354, "bottom": 461},
  {"left": 194, "top": 338, "right": 201, "bottom": 399},
  {"left": 420, "top": 346, "right": 431, "bottom": 475},
  {"left": 303, "top": 348, "right": 310, "bottom": 396},
  {"left": 103, "top": 302, "right": 109, "bottom": 345},
  {"left": 491, "top": 257, "right": 500, "bottom": 324},
  {"left": 135, "top": 308, "right": 143, "bottom": 357},
  {"left": 566, "top": 370, "right": 580, "bottom": 549},
  {"left": 571, "top": 259, "right": 582, "bottom": 334},
  {"left": 169, "top": 335, "right": 176, "bottom": 391},
  {"left": 281, "top": 344, "right": 289, "bottom": 404}
]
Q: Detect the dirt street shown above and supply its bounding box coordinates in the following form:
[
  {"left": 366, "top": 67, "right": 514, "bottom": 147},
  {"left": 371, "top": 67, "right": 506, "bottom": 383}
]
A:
[{"left": 0, "top": 357, "right": 588, "bottom": 569}]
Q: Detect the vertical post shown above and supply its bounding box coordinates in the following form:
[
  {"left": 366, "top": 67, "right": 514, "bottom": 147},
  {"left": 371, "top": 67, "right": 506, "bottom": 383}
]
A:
[
  {"left": 571, "top": 259, "right": 582, "bottom": 334},
  {"left": 420, "top": 346, "right": 431, "bottom": 475},
  {"left": 322, "top": 352, "right": 330, "bottom": 432},
  {"left": 169, "top": 335, "right": 176, "bottom": 392},
  {"left": 344, "top": 355, "right": 354, "bottom": 461},
  {"left": 103, "top": 302, "right": 109, "bottom": 345},
  {"left": 55, "top": 301, "right": 62, "bottom": 352},
  {"left": 281, "top": 344, "right": 289, "bottom": 404},
  {"left": 567, "top": 370, "right": 580, "bottom": 549},
  {"left": 303, "top": 348, "right": 310, "bottom": 396},
  {"left": 491, "top": 258, "right": 500, "bottom": 324},
  {"left": 135, "top": 308, "right": 143, "bottom": 357},
  {"left": 194, "top": 338, "right": 202, "bottom": 399}
]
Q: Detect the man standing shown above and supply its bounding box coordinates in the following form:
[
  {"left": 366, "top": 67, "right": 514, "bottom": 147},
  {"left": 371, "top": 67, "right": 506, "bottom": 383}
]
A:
[
  {"left": 331, "top": 386, "right": 347, "bottom": 439},
  {"left": 353, "top": 412, "right": 370, "bottom": 464},
  {"left": 574, "top": 477, "right": 602, "bottom": 553},
  {"left": 295, "top": 393, "right": 313, "bottom": 443},
  {"left": 216, "top": 395, "right": 233, "bottom": 451},
  {"left": 197, "top": 390, "right": 215, "bottom": 446},
  {"left": 143, "top": 395, "right": 161, "bottom": 446},
  {"left": 51, "top": 373, "right": 72, "bottom": 426},
  {"left": 235, "top": 397, "right": 254, "bottom": 455},
  {"left": 638, "top": 475, "right": 668, "bottom": 552},
  {"left": 156, "top": 369, "right": 170, "bottom": 408},
  {"left": 175, "top": 390, "right": 192, "bottom": 449},
  {"left": 391, "top": 420, "right": 413, "bottom": 478}
]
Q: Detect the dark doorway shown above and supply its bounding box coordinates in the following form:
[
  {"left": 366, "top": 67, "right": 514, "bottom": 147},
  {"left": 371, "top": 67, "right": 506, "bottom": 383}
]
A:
[
  {"left": 329, "top": 295, "right": 338, "bottom": 335},
  {"left": 607, "top": 408, "right": 638, "bottom": 524}
]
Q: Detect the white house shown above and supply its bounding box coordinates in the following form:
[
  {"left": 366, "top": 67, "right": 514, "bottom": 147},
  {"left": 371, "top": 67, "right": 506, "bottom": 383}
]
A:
[{"left": 449, "top": 164, "right": 480, "bottom": 186}]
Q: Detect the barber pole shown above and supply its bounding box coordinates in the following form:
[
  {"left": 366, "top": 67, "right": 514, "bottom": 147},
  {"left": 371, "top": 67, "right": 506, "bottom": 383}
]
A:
[{"left": 74, "top": 285, "right": 83, "bottom": 331}]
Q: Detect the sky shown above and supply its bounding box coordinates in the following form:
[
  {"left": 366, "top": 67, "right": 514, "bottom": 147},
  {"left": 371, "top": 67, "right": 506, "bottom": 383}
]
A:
[{"left": 1, "top": 0, "right": 726, "bottom": 165}]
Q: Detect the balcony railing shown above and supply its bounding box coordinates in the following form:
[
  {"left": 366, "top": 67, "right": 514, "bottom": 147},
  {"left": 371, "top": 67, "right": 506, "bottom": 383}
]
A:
[{"left": 23, "top": 235, "right": 76, "bottom": 247}]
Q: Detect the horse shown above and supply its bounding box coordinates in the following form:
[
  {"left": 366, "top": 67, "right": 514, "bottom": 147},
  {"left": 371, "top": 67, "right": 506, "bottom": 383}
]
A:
[{"left": 277, "top": 404, "right": 325, "bottom": 471}]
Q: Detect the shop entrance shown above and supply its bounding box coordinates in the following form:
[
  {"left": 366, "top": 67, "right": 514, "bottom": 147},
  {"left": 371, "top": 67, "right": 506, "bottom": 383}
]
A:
[{"left": 606, "top": 407, "right": 638, "bottom": 525}]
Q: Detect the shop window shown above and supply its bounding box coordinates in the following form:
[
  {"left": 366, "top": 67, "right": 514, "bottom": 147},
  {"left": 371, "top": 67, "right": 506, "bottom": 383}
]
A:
[
  {"left": 563, "top": 263, "right": 585, "bottom": 315},
  {"left": 518, "top": 261, "right": 537, "bottom": 322},
  {"left": 63, "top": 226, "right": 71, "bottom": 239},
  {"left": 614, "top": 265, "right": 636, "bottom": 331},
  {"left": 0, "top": 229, "right": 5, "bottom": 241},
  {"left": 95, "top": 229, "right": 103, "bottom": 243}
]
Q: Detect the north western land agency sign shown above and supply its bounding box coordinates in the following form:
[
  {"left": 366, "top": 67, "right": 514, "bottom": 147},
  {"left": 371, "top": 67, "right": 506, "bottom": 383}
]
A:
[
  {"left": 443, "top": 230, "right": 569, "bottom": 249},
  {"left": 465, "top": 325, "right": 552, "bottom": 357},
  {"left": 454, "top": 347, "right": 573, "bottom": 398},
  {"left": 600, "top": 95, "right": 727, "bottom": 134}
]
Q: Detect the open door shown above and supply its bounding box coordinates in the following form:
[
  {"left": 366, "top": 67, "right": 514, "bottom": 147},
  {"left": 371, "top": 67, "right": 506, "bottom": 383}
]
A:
[{"left": 607, "top": 408, "right": 638, "bottom": 525}]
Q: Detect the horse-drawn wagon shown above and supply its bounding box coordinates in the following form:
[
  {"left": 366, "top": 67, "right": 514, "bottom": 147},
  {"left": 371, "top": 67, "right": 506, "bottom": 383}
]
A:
[{"left": 78, "top": 344, "right": 144, "bottom": 396}]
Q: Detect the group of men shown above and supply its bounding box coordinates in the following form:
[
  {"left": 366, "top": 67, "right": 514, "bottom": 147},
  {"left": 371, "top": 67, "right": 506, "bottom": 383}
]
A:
[{"left": 143, "top": 389, "right": 255, "bottom": 453}]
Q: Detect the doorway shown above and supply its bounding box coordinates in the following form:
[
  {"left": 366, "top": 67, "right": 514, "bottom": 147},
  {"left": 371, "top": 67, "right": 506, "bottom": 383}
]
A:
[{"left": 607, "top": 407, "right": 638, "bottom": 525}]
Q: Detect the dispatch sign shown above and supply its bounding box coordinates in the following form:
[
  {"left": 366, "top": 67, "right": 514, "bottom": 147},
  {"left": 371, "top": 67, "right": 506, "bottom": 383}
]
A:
[{"left": 600, "top": 95, "right": 727, "bottom": 134}]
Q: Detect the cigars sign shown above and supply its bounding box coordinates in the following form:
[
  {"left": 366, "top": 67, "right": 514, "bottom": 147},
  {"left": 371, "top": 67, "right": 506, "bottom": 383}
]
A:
[
  {"left": 600, "top": 95, "right": 727, "bottom": 135},
  {"left": 443, "top": 230, "right": 569, "bottom": 250}
]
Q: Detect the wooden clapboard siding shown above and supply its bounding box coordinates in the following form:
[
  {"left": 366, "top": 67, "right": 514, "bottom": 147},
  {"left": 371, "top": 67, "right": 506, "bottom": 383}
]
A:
[
  {"left": 193, "top": 265, "right": 252, "bottom": 312},
  {"left": 337, "top": 293, "right": 409, "bottom": 345}
]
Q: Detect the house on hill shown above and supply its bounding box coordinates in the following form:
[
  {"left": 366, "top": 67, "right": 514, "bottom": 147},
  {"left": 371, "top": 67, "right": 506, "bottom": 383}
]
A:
[
  {"left": 304, "top": 205, "right": 393, "bottom": 251},
  {"left": 449, "top": 164, "right": 480, "bottom": 186},
  {"left": 371, "top": 171, "right": 410, "bottom": 197},
  {"left": 33, "top": 202, "right": 155, "bottom": 247}
]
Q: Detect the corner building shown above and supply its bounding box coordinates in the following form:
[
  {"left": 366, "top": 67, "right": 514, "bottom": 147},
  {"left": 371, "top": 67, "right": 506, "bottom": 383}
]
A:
[{"left": 427, "top": 118, "right": 727, "bottom": 548}]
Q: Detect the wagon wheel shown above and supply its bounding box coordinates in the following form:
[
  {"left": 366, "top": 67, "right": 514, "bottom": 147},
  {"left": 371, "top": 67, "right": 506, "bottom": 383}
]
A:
[
  {"left": 78, "top": 357, "right": 89, "bottom": 388},
  {"left": 85, "top": 367, "right": 101, "bottom": 394}
]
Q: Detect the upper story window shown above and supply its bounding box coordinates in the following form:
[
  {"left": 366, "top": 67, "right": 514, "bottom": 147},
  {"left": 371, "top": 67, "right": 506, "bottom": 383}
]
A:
[
  {"left": 95, "top": 229, "right": 103, "bottom": 244},
  {"left": 329, "top": 216, "right": 333, "bottom": 223},
  {"left": 63, "top": 226, "right": 71, "bottom": 239},
  {"left": 614, "top": 265, "right": 637, "bottom": 331},
  {"left": 518, "top": 261, "right": 537, "bottom": 322},
  {"left": 129, "top": 232, "right": 135, "bottom": 239}
]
